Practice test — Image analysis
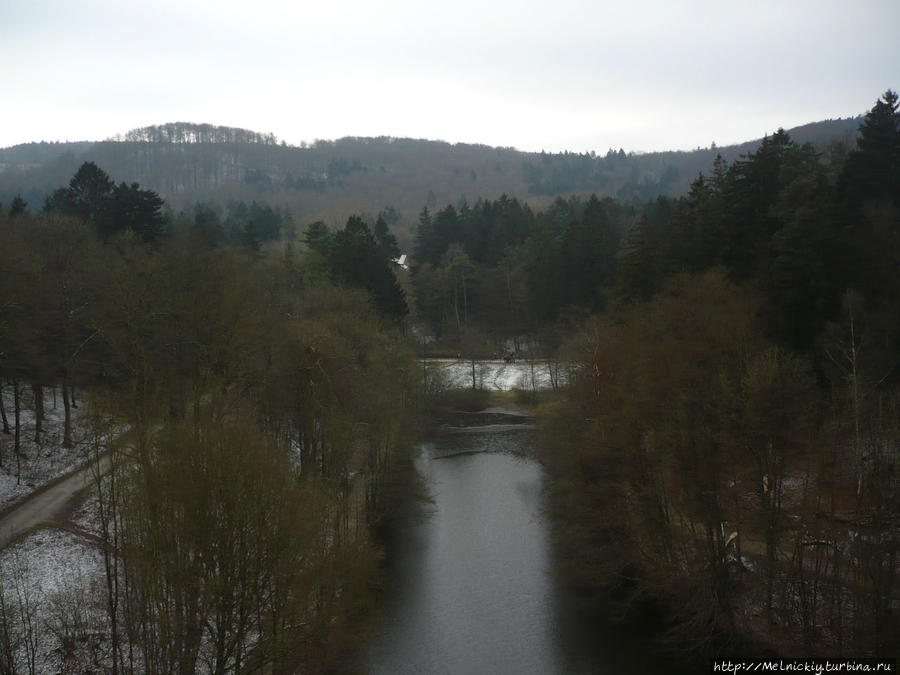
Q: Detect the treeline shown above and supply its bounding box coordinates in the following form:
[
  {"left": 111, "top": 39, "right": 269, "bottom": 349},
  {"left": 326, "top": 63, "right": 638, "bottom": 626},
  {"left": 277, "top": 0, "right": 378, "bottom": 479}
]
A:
[
  {"left": 411, "top": 92, "right": 896, "bottom": 356},
  {"left": 172, "top": 199, "right": 289, "bottom": 250},
  {"left": 0, "top": 166, "right": 420, "bottom": 671},
  {"left": 540, "top": 92, "right": 899, "bottom": 659},
  {"left": 119, "top": 122, "right": 280, "bottom": 146},
  {"left": 0, "top": 117, "right": 861, "bottom": 248},
  {"left": 412, "top": 194, "right": 634, "bottom": 351},
  {"left": 521, "top": 146, "right": 681, "bottom": 198},
  {"left": 31, "top": 159, "right": 298, "bottom": 252}
]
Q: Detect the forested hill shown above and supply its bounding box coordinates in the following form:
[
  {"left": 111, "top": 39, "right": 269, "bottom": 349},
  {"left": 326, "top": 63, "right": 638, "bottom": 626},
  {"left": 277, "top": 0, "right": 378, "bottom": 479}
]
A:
[{"left": 0, "top": 118, "right": 861, "bottom": 245}]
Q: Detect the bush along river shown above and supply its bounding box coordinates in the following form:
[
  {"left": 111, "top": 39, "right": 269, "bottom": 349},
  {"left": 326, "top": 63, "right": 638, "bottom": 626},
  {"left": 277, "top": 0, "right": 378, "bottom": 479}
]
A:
[{"left": 363, "top": 402, "right": 686, "bottom": 674}]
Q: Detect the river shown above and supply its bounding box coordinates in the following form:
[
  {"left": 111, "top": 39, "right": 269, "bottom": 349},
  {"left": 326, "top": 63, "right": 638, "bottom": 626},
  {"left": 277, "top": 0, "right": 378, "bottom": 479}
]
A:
[{"left": 363, "top": 407, "right": 671, "bottom": 674}]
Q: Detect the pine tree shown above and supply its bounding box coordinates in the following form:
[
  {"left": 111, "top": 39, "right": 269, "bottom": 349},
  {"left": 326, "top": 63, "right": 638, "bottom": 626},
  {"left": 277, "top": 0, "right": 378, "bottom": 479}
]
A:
[
  {"left": 44, "top": 161, "right": 114, "bottom": 223},
  {"left": 8, "top": 195, "right": 27, "bottom": 217},
  {"left": 44, "top": 163, "right": 166, "bottom": 241},
  {"left": 329, "top": 216, "right": 408, "bottom": 320},
  {"left": 373, "top": 214, "right": 401, "bottom": 259},
  {"left": 720, "top": 130, "right": 794, "bottom": 279},
  {"left": 839, "top": 90, "right": 899, "bottom": 207}
]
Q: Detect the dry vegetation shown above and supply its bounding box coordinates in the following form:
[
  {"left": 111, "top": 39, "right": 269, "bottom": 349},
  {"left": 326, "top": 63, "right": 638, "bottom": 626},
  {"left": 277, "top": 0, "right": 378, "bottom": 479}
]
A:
[
  {"left": 0, "top": 208, "right": 423, "bottom": 673},
  {"left": 542, "top": 272, "right": 898, "bottom": 659}
]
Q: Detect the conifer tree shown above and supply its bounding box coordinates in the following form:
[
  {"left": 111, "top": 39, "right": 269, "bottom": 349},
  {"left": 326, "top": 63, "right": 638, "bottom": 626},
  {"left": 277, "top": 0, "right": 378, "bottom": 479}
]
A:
[{"left": 839, "top": 89, "right": 899, "bottom": 206}]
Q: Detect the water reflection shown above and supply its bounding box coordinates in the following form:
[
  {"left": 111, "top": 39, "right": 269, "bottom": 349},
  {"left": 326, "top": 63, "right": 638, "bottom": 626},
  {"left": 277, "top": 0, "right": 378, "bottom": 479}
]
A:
[
  {"left": 366, "top": 424, "right": 560, "bottom": 674},
  {"left": 363, "top": 411, "right": 673, "bottom": 674}
]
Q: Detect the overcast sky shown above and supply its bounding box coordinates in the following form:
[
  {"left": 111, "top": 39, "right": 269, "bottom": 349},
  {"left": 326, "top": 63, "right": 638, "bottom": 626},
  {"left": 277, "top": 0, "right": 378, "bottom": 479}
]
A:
[{"left": 2, "top": 0, "right": 897, "bottom": 153}]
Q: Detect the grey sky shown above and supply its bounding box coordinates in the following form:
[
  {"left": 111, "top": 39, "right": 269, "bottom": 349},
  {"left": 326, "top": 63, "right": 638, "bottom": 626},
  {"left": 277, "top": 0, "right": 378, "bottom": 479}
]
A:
[{"left": 2, "top": 0, "right": 897, "bottom": 153}]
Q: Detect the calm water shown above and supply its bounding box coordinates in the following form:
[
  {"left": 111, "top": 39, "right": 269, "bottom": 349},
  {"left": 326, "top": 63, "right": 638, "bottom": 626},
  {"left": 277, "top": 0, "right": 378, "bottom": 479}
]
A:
[{"left": 363, "top": 411, "right": 662, "bottom": 675}]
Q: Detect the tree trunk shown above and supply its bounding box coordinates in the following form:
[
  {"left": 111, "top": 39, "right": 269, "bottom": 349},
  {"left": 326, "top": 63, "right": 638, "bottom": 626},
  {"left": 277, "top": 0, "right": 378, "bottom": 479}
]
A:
[
  {"left": 462, "top": 273, "right": 468, "bottom": 326},
  {"left": 453, "top": 285, "right": 461, "bottom": 340},
  {"left": 62, "top": 376, "right": 73, "bottom": 448},
  {"left": 299, "top": 429, "right": 313, "bottom": 477},
  {"left": 95, "top": 444, "right": 121, "bottom": 675},
  {"left": 13, "top": 380, "right": 21, "bottom": 484},
  {"left": 422, "top": 337, "right": 428, "bottom": 397},
  {"left": 0, "top": 383, "right": 9, "bottom": 434},
  {"left": 32, "top": 384, "right": 44, "bottom": 443},
  {"left": 505, "top": 265, "right": 514, "bottom": 328}
]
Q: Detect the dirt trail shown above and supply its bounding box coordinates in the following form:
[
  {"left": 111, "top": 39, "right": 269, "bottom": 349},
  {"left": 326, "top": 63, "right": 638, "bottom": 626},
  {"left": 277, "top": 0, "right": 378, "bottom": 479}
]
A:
[{"left": 0, "top": 454, "right": 110, "bottom": 549}]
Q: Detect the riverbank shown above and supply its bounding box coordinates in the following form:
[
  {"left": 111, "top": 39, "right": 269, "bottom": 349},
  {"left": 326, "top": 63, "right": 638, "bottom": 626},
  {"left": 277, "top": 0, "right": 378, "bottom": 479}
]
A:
[{"left": 363, "top": 392, "right": 709, "bottom": 674}]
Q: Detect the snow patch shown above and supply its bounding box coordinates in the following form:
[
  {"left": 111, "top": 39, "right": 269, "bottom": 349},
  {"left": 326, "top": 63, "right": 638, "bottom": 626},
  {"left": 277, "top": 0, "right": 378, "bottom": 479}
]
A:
[
  {"left": 0, "top": 386, "right": 89, "bottom": 511},
  {"left": 0, "top": 527, "right": 105, "bottom": 672},
  {"left": 429, "top": 359, "right": 566, "bottom": 391}
]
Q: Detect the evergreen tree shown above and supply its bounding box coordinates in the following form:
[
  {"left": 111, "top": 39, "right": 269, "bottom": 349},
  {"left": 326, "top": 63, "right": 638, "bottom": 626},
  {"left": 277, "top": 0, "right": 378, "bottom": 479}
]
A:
[
  {"left": 246, "top": 201, "right": 282, "bottom": 242},
  {"left": 411, "top": 207, "right": 432, "bottom": 271},
  {"left": 373, "top": 214, "right": 401, "bottom": 259},
  {"left": 413, "top": 205, "right": 459, "bottom": 268},
  {"left": 44, "top": 162, "right": 166, "bottom": 241},
  {"left": 304, "top": 221, "right": 331, "bottom": 256},
  {"left": 192, "top": 203, "right": 226, "bottom": 248},
  {"left": 768, "top": 148, "right": 841, "bottom": 348},
  {"left": 614, "top": 197, "right": 673, "bottom": 303},
  {"left": 522, "top": 213, "right": 565, "bottom": 322},
  {"left": 836, "top": 90, "right": 900, "bottom": 314},
  {"left": 8, "top": 194, "right": 27, "bottom": 217},
  {"left": 720, "top": 129, "right": 794, "bottom": 279},
  {"left": 839, "top": 89, "right": 900, "bottom": 207},
  {"left": 328, "top": 216, "right": 408, "bottom": 320},
  {"left": 668, "top": 173, "right": 718, "bottom": 273},
  {"left": 44, "top": 161, "right": 114, "bottom": 224},
  {"left": 107, "top": 182, "right": 166, "bottom": 241},
  {"left": 562, "top": 194, "right": 618, "bottom": 310}
]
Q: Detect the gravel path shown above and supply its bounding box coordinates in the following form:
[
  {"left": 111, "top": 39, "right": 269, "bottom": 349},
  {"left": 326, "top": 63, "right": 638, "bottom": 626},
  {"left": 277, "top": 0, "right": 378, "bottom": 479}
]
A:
[{"left": 0, "top": 454, "right": 110, "bottom": 550}]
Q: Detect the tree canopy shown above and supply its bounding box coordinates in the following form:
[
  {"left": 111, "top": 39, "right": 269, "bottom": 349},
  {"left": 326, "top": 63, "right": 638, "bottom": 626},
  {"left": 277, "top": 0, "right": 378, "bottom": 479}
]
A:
[{"left": 44, "top": 162, "right": 166, "bottom": 241}]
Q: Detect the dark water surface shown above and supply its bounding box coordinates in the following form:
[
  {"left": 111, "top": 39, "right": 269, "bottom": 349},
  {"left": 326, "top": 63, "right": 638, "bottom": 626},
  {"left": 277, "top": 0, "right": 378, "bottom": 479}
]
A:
[{"left": 363, "top": 411, "right": 666, "bottom": 675}]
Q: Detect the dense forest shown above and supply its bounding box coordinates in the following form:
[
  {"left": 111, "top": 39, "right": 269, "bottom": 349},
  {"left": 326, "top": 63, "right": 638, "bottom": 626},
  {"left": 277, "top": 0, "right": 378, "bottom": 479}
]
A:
[
  {"left": 530, "top": 92, "right": 898, "bottom": 659},
  {"left": 403, "top": 92, "right": 895, "bottom": 351},
  {"left": 0, "top": 117, "right": 861, "bottom": 249},
  {"left": 393, "top": 90, "right": 898, "bottom": 659},
  {"left": 0, "top": 90, "right": 896, "bottom": 668},
  {"left": 0, "top": 166, "right": 423, "bottom": 671}
]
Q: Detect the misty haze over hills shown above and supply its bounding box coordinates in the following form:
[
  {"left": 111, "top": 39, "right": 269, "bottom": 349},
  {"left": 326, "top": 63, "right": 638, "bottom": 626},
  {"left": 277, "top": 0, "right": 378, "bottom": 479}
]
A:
[{"left": 0, "top": 116, "right": 861, "bottom": 244}]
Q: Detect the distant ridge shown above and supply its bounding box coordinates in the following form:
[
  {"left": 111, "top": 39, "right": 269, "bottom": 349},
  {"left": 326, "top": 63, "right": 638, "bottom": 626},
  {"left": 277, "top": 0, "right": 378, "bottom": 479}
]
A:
[{"left": 0, "top": 116, "right": 863, "bottom": 243}]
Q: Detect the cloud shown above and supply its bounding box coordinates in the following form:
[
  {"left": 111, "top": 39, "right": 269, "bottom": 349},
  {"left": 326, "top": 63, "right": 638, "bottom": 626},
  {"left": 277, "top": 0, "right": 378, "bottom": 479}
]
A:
[{"left": 1, "top": 0, "right": 897, "bottom": 150}]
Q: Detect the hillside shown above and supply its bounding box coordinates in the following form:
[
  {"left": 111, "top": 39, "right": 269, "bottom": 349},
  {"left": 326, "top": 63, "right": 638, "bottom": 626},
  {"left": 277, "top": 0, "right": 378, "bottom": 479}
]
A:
[{"left": 0, "top": 118, "right": 861, "bottom": 247}]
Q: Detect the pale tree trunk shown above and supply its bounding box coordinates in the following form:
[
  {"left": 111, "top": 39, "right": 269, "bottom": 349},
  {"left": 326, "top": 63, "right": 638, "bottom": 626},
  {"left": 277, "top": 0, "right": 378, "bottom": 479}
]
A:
[
  {"left": 462, "top": 273, "right": 468, "bottom": 327},
  {"left": 13, "top": 379, "right": 21, "bottom": 484},
  {"left": 422, "top": 336, "right": 428, "bottom": 397},
  {"left": 62, "top": 375, "right": 73, "bottom": 448},
  {"left": 453, "top": 285, "right": 461, "bottom": 340},
  {"left": 32, "top": 384, "right": 43, "bottom": 443},
  {"left": 0, "top": 384, "right": 9, "bottom": 435},
  {"left": 505, "top": 264, "right": 514, "bottom": 329},
  {"left": 843, "top": 300, "right": 863, "bottom": 499},
  {"left": 90, "top": 418, "right": 122, "bottom": 675},
  {"left": 530, "top": 358, "right": 537, "bottom": 398}
]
